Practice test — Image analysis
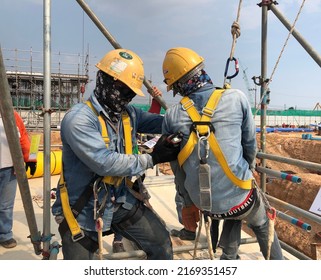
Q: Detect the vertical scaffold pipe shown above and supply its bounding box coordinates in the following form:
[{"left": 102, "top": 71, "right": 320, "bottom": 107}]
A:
[
  {"left": 42, "top": 0, "right": 53, "bottom": 259},
  {"left": 0, "top": 47, "right": 42, "bottom": 255},
  {"left": 256, "top": 166, "right": 301, "bottom": 184}
]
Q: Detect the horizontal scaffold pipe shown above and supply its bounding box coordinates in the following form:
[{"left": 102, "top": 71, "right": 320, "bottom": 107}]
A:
[
  {"left": 266, "top": 194, "right": 321, "bottom": 225},
  {"left": 279, "top": 240, "right": 311, "bottom": 260},
  {"left": 276, "top": 210, "right": 311, "bottom": 232},
  {"left": 103, "top": 237, "right": 258, "bottom": 260},
  {"left": 256, "top": 166, "right": 301, "bottom": 183},
  {"left": 257, "top": 152, "right": 321, "bottom": 172}
]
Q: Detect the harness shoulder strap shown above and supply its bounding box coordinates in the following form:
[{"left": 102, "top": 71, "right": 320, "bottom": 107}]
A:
[
  {"left": 178, "top": 89, "right": 253, "bottom": 190},
  {"left": 178, "top": 89, "right": 224, "bottom": 165},
  {"left": 122, "top": 111, "right": 132, "bottom": 155},
  {"left": 86, "top": 100, "right": 110, "bottom": 147}
]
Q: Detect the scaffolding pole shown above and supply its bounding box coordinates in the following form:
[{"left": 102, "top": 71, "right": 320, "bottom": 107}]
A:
[
  {"left": 42, "top": 0, "right": 53, "bottom": 259},
  {"left": 0, "top": 47, "right": 42, "bottom": 255}
]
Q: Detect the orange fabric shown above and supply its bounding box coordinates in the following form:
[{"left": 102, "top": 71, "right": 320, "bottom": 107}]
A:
[
  {"left": 14, "top": 111, "right": 31, "bottom": 162},
  {"left": 181, "top": 204, "right": 200, "bottom": 232}
]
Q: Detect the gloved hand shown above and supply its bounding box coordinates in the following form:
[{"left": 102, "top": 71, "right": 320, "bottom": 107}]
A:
[
  {"left": 132, "top": 174, "right": 146, "bottom": 192},
  {"left": 182, "top": 204, "right": 200, "bottom": 232},
  {"left": 25, "top": 161, "right": 37, "bottom": 176},
  {"left": 150, "top": 132, "right": 183, "bottom": 165}
]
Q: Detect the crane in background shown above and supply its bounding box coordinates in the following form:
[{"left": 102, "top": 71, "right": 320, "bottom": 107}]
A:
[{"left": 239, "top": 59, "right": 256, "bottom": 108}]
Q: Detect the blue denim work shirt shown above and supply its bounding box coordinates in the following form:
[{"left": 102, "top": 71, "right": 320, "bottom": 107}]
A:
[
  {"left": 162, "top": 84, "right": 257, "bottom": 214},
  {"left": 52, "top": 93, "right": 163, "bottom": 231}
]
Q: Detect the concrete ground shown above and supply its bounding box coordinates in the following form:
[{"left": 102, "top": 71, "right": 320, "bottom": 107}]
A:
[{"left": 0, "top": 168, "right": 296, "bottom": 260}]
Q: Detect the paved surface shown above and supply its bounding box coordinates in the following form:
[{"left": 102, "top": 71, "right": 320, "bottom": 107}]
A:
[{"left": 0, "top": 168, "right": 297, "bottom": 260}]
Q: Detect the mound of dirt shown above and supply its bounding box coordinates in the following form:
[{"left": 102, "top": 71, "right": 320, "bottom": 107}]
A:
[{"left": 261, "top": 132, "right": 321, "bottom": 259}]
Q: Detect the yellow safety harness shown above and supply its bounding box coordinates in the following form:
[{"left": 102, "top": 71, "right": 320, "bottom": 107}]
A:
[
  {"left": 86, "top": 100, "right": 133, "bottom": 186},
  {"left": 177, "top": 89, "right": 253, "bottom": 190},
  {"left": 59, "top": 100, "right": 134, "bottom": 243}
]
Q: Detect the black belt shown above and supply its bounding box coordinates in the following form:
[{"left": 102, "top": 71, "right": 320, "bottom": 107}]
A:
[{"left": 207, "top": 188, "right": 257, "bottom": 219}]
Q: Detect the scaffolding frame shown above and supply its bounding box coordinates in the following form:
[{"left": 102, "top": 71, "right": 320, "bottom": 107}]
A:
[{"left": 2, "top": 47, "right": 89, "bottom": 128}]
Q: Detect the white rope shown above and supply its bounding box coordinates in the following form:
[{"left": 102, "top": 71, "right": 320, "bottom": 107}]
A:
[
  {"left": 205, "top": 216, "right": 215, "bottom": 260},
  {"left": 223, "top": 0, "right": 243, "bottom": 86}
]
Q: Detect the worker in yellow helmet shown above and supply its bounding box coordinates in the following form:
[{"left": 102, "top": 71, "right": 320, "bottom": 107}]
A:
[
  {"left": 162, "top": 47, "right": 283, "bottom": 260},
  {"left": 52, "top": 49, "right": 181, "bottom": 260}
]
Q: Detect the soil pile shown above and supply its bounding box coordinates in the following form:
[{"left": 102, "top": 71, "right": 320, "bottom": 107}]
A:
[{"left": 259, "top": 132, "right": 321, "bottom": 259}]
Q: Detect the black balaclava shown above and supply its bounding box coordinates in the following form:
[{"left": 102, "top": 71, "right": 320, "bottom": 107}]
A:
[
  {"left": 94, "top": 70, "right": 136, "bottom": 123},
  {"left": 172, "top": 68, "right": 213, "bottom": 97}
]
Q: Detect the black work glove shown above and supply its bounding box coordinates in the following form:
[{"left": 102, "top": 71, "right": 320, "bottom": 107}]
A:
[
  {"left": 132, "top": 174, "right": 146, "bottom": 192},
  {"left": 151, "top": 132, "right": 183, "bottom": 165},
  {"left": 25, "top": 162, "right": 37, "bottom": 176}
]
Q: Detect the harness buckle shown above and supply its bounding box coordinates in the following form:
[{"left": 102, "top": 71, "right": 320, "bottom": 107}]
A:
[
  {"left": 202, "top": 106, "right": 215, "bottom": 117},
  {"left": 71, "top": 230, "right": 85, "bottom": 242},
  {"left": 191, "top": 121, "right": 215, "bottom": 135},
  {"left": 181, "top": 99, "right": 195, "bottom": 111}
]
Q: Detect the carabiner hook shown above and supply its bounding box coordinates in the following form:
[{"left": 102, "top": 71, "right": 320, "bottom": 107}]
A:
[
  {"left": 224, "top": 57, "right": 239, "bottom": 80},
  {"left": 197, "top": 135, "right": 210, "bottom": 162}
]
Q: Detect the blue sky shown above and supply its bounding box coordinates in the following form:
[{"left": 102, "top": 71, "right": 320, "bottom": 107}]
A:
[{"left": 1, "top": 0, "right": 321, "bottom": 110}]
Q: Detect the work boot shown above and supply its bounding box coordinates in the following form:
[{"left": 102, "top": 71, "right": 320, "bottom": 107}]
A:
[
  {"left": 170, "top": 228, "right": 196, "bottom": 240},
  {"left": 0, "top": 238, "right": 17, "bottom": 249},
  {"left": 112, "top": 241, "right": 125, "bottom": 253}
]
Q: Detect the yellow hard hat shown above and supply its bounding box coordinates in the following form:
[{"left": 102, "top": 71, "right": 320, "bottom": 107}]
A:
[
  {"left": 96, "top": 49, "right": 145, "bottom": 96},
  {"left": 162, "top": 47, "right": 204, "bottom": 91}
]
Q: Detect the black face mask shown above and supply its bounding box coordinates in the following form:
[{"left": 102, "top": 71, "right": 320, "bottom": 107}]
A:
[{"left": 94, "top": 70, "right": 136, "bottom": 121}]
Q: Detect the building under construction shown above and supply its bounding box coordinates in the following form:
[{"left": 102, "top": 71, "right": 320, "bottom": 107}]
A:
[{"left": 2, "top": 47, "right": 89, "bottom": 128}]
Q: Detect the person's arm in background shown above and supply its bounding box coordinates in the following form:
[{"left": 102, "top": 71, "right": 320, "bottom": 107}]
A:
[
  {"left": 14, "top": 111, "right": 30, "bottom": 162},
  {"left": 14, "top": 111, "right": 37, "bottom": 176},
  {"left": 148, "top": 86, "right": 162, "bottom": 114}
]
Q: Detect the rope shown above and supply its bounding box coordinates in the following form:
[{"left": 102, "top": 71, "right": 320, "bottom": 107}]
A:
[
  {"left": 254, "top": 180, "right": 276, "bottom": 260},
  {"left": 193, "top": 211, "right": 202, "bottom": 259},
  {"left": 253, "top": 0, "right": 306, "bottom": 117},
  {"left": 224, "top": 0, "right": 243, "bottom": 86},
  {"left": 96, "top": 217, "right": 104, "bottom": 260},
  {"left": 192, "top": 213, "right": 215, "bottom": 259},
  {"left": 229, "top": 0, "right": 242, "bottom": 60},
  {"left": 204, "top": 215, "right": 215, "bottom": 260}
]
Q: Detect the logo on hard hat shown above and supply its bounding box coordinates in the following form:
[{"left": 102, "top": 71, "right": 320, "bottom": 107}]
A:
[{"left": 119, "top": 52, "right": 133, "bottom": 60}]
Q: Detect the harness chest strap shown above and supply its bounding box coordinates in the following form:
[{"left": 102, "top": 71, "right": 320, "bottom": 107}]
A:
[{"left": 178, "top": 89, "right": 253, "bottom": 190}]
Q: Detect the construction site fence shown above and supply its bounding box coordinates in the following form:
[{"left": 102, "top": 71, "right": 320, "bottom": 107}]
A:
[{"left": 133, "top": 104, "right": 321, "bottom": 127}]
